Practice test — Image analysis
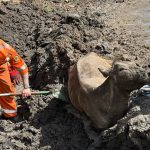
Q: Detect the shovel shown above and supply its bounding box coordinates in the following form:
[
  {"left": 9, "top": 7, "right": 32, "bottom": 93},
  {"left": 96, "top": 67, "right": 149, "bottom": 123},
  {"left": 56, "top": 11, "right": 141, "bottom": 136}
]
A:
[
  {"left": 0, "top": 89, "right": 68, "bottom": 101},
  {"left": 0, "top": 91, "right": 51, "bottom": 97}
]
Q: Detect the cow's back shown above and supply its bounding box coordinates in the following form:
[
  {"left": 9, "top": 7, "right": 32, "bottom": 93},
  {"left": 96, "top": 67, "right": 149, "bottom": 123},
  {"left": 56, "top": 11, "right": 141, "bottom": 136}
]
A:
[
  {"left": 68, "top": 52, "right": 112, "bottom": 112},
  {"left": 77, "top": 52, "right": 112, "bottom": 92}
]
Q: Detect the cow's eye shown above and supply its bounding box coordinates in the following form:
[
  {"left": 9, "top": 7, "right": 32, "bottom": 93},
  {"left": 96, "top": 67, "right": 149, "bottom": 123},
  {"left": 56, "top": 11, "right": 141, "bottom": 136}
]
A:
[{"left": 119, "top": 68, "right": 124, "bottom": 71}]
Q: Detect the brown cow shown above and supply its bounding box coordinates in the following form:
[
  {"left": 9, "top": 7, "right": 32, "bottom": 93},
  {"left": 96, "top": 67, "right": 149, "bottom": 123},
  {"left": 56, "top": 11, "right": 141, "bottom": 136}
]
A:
[{"left": 68, "top": 52, "right": 150, "bottom": 129}]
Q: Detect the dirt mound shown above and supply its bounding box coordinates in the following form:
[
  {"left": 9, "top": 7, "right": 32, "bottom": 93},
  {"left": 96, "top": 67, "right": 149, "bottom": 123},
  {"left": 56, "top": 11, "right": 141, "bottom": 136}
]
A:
[{"left": 0, "top": 0, "right": 149, "bottom": 149}]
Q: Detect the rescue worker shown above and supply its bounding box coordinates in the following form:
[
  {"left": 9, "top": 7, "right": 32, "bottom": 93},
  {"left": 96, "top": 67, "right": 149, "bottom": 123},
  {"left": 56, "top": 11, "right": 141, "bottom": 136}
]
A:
[{"left": 0, "top": 39, "right": 31, "bottom": 121}]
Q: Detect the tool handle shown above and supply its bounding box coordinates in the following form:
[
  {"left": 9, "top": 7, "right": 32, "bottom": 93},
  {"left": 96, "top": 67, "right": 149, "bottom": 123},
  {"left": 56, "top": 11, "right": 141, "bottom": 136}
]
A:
[{"left": 0, "top": 91, "right": 50, "bottom": 97}]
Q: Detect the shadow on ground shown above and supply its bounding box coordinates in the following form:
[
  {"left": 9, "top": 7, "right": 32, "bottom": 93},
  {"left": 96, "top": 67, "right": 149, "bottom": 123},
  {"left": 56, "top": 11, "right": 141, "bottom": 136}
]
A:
[{"left": 29, "top": 99, "right": 91, "bottom": 149}]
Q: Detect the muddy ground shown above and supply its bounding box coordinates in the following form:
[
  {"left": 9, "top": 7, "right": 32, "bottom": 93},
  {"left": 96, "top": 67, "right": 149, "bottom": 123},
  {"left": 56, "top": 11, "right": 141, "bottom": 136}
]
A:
[{"left": 0, "top": 0, "right": 150, "bottom": 149}]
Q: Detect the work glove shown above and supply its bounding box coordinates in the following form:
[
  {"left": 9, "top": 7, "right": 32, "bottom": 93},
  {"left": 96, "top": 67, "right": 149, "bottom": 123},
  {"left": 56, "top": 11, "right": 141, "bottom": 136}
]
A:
[{"left": 9, "top": 67, "right": 22, "bottom": 86}]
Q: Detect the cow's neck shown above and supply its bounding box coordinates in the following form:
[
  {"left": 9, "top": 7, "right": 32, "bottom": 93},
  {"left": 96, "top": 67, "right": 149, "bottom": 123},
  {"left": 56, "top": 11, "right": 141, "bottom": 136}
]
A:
[
  {"left": 93, "top": 77, "right": 132, "bottom": 126},
  {"left": 95, "top": 77, "right": 131, "bottom": 111},
  {"left": 113, "top": 79, "right": 132, "bottom": 103}
]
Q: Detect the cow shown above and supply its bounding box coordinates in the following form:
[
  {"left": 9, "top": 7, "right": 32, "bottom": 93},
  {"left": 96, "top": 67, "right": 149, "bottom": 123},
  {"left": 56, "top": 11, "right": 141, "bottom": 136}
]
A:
[{"left": 68, "top": 52, "right": 150, "bottom": 129}]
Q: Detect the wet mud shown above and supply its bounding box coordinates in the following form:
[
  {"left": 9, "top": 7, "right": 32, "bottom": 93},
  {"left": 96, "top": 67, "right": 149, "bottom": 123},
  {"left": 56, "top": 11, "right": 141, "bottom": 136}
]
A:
[{"left": 0, "top": 0, "right": 149, "bottom": 149}]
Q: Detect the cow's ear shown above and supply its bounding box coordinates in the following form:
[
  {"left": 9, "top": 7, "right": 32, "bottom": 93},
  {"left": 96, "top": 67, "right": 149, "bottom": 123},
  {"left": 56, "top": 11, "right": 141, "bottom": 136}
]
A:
[{"left": 98, "top": 68, "right": 112, "bottom": 77}]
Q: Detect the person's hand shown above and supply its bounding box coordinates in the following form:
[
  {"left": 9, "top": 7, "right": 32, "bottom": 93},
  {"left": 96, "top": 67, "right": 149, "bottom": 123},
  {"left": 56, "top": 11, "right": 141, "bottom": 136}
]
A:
[
  {"left": 22, "top": 88, "right": 31, "bottom": 98},
  {"left": 9, "top": 67, "right": 21, "bottom": 86}
]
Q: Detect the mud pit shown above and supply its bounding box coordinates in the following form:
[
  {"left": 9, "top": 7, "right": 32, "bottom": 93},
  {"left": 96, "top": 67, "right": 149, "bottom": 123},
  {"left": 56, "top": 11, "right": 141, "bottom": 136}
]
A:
[{"left": 0, "top": 0, "right": 150, "bottom": 149}]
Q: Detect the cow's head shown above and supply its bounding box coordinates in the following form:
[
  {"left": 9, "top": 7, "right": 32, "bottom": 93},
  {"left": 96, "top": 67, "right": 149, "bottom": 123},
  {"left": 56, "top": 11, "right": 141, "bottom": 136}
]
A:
[{"left": 99, "top": 61, "right": 150, "bottom": 91}]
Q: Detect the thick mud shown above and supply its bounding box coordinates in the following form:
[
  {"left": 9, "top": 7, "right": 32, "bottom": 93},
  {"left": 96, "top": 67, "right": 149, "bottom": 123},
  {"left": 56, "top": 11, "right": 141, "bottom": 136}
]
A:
[{"left": 0, "top": 0, "right": 150, "bottom": 149}]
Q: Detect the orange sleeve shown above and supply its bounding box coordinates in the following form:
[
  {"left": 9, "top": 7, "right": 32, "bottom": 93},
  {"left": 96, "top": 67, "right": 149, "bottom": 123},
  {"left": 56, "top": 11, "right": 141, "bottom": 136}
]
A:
[{"left": 3, "top": 42, "right": 28, "bottom": 75}]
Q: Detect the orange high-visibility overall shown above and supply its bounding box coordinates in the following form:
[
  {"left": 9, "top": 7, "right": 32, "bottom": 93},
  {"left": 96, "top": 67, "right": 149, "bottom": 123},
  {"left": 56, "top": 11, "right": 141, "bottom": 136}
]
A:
[{"left": 0, "top": 39, "right": 28, "bottom": 118}]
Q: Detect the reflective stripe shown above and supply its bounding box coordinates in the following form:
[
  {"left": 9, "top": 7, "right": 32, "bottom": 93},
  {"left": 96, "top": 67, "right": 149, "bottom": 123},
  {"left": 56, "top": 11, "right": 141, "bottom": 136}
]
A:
[
  {"left": 2, "top": 109, "right": 17, "bottom": 114},
  {"left": 0, "top": 43, "right": 10, "bottom": 51},
  {"left": 0, "top": 43, "right": 9, "bottom": 58},
  {"left": 0, "top": 43, "right": 5, "bottom": 50},
  {"left": 17, "top": 63, "right": 27, "bottom": 71},
  {"left": 4, "top": 43, "right": 11, "bottom": 49}
]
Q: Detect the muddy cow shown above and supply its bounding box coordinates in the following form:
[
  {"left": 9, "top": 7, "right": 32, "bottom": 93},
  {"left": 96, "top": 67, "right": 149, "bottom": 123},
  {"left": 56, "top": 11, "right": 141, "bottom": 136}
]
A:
[{"left": 68, "top": 52, "right": 150, "bottom": 129}]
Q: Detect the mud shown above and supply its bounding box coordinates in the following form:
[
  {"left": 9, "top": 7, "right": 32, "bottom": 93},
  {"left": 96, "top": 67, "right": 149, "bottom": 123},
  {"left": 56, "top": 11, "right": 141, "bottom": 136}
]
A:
[{"left": 0, "top": 0, "right": 149, "bottom": 149}]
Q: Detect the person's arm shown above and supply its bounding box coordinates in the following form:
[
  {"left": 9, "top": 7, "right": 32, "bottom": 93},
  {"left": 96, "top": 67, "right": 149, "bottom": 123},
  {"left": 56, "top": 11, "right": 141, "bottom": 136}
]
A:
[
  {"left": 3, "top": 41, "right": 31, "bottom": 97},
  {"left": 21, "top": 72, "right": 31, "bottom": 98}
]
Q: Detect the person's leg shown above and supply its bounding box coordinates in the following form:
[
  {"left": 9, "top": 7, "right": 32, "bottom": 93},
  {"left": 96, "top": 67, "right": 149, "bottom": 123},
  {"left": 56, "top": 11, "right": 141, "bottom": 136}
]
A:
[{"left": 0, "top": 63, "right": 17, "bottom": 118}]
